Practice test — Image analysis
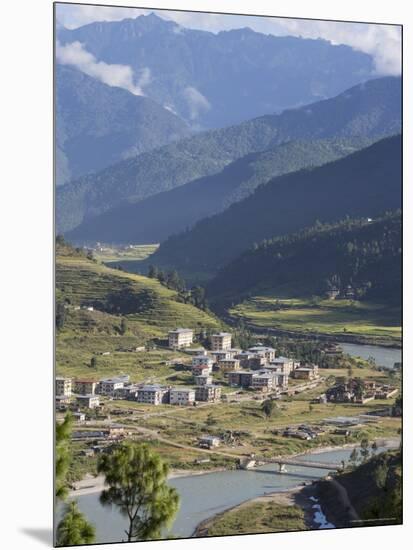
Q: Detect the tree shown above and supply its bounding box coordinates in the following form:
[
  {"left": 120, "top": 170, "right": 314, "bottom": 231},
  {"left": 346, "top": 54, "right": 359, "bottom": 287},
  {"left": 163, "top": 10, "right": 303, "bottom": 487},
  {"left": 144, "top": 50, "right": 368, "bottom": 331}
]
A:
[
  {"left": 349, "top": 448, "right": 359, "bottom": 468},
  {"left": 56, "top": 413, "right": 73, "bottom": 501},
  {"left": 261, "top": 399, "right": 279, "bottom": 420},
  {"left": 360, "top": 437, "right": 370, "bottom": 463},
  {"left": 97, "top": 442, "right": 179, "bottom": 542},
  {"left": 90, "top": 356, "right": 97, "bottom": 369},
  {"left": 56, "top": 501, "right": 96, "bottom": 546},
  {"left": 56, "top": 302, "right": 66, "bottom": 331},
  {"left": 120, "top": 318, "right": 128, "bottom": 335},
  {"left": 148, "top": 265, "right": 158, "bottom": 279}
]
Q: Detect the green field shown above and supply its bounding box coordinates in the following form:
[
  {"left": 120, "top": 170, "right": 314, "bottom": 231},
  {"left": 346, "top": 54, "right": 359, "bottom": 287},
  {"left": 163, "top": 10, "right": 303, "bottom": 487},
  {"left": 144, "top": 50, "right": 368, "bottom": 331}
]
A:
[
  {"left": 230, "top": 296, "right": 401, "bottom": 344},
  {"left": 56, "top": 250, "right": 222, "bottom": 381},
  {"left": 203, "top": 501, "right": 307, "bottom": 536}
]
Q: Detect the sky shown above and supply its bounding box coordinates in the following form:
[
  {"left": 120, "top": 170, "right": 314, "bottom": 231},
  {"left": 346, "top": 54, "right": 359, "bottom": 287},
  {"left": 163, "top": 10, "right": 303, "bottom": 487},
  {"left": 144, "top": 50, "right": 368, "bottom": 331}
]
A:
[{"left": 55, "top": 3, "right": 402, "bottom": 76}]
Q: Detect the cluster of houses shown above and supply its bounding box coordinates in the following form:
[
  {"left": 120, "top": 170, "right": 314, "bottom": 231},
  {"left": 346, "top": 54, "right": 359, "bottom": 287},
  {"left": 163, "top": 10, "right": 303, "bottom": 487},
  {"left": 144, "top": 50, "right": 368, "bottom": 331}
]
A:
[
  {"left": 325, "top": 378, "right": 398, "bottom": 404},
  {"left": 56, "top": 329, "right": 321, "bottom": 411}
]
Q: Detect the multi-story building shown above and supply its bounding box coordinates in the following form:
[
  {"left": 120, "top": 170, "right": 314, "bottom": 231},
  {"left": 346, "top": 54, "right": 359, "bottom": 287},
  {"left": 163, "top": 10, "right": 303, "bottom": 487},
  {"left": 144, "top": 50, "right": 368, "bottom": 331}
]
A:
[
  {"left": 76, "top": 394, "right": 100, "bottom": 409},
  {"left": 251, "top": 373, "right": 276, "bottom": 392},
  {"left": 270, "top": 356, "right": 295, "bottom": 375},
  {"left": 168, "top": 328, "right": 194, "bottom": 349},
  {"left": 293, "top": 364, "right": 319, "bottom": 380},
  {"left": 194, "top": 374, "right": 213, "bottom": 386},
  {"left": 192, "top": 365, "right": 212, "bottom": 377},
  {"left": 136, "top": 385, "right": 170, "bottom": 405},
  {"left": 210, "top": 350, "right": 233, "bottom": 363},
  {"left": 234, "top": 351, "right": 255, "bottom": 368},
  {"left": 74, "top": 379, "right": 97, "bottom": 396},
  {"left": 211, "top": 332, "right": 232, "bottom": 351},
  {"left": 98, "top": 376, "right": 129, "bottom": 396},
  {"left": 195, "top": 384, "right": 222, "bottom": 402},
  {"left": 169, "top": 387, "right": 196, "bottom": 406},
  {"left": 56, "top": 377, "right": 72, "bottom": 397},
  {"left": 192, "top": 355, "right": 214, "bottom": 368},
  {"left": 228, "top": 370, "right": 255, "bottom": 388},
  {"left": 248, "top": 346, "right": 276, "bottom": 362},
  {"left": 218, "top": 358, "right": 240, "bottom": 373}
]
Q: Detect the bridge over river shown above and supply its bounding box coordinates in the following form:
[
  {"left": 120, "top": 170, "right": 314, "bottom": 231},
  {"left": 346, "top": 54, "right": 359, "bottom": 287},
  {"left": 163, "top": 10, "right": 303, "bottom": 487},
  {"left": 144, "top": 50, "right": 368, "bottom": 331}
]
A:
[{"left": 239, "top": 456, "right": 344, "bottom": 473}]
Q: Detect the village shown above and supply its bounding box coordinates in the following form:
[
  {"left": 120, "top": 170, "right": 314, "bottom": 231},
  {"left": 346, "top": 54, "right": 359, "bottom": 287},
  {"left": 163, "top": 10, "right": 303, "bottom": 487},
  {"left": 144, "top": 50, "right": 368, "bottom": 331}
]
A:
[{"left": 56, "top": 327, "right": 399, "bottom": 454}]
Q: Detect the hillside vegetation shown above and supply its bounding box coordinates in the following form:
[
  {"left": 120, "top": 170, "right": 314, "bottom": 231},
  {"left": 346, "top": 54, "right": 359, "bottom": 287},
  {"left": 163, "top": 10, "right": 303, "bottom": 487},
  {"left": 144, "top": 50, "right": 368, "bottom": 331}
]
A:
[
  {"left": 56, "top": 65, "right": 190, "bottom": 185},
  {"left": 151, "top": 135, "right": 401, "bottom": 282},
  {"left": 57, "top": 76, "right": 401, "bottom": 233},
  {"left": 208, "top": 213, "right": 401, "bottom": 306},
  {"left": 67, "top": 137, "right": 376, "bottom": 245}
]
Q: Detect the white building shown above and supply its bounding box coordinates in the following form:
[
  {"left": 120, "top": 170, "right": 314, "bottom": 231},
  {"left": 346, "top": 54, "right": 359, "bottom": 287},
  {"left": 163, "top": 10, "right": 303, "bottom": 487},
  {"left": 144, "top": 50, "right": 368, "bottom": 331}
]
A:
[
  {"left": 192, "top": 355, "right": 214, "bottom": 368},
  {"left": 270, "top": 356, "right": 295, "bottom": 375},
  {"left": 56, "top": 377, "right": 72, "bottom": 397},
  {"left": 211, "top": 332, "right": 232, "bottom": 351},
  {"left": 136, "top": 385, "right": 169, "bottom": 405},
  {"left": 168, "top": 328, "right": 194, "bottom": 349},
  {"left": 98, "top": 376, "right": 129, "bottom": 396},
  {"left": 169, "top": 388, "right": 196, "bottom": 406},
  {"left": 248, "top": 346, "right": 276, "bottom": 362},
  {"left": 251, "top": 373, "right": 276, "bottom": 391},
  {"left": 76, "top": 394, "right": 100, "bottom": 409}
]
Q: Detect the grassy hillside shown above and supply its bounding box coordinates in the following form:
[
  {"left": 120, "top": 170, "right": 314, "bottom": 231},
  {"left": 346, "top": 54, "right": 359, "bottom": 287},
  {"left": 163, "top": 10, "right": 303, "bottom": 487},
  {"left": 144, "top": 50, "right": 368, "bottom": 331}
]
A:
[
  {"left": 317, "top": 449, "right": 402, "bottom": 527},
  {"left": 67, "top": 137, "right": 376, "bottom": 245},
  {"left": 57, "top": 76, "right": 401, "bottom": 233},
  {"left": 151, "top": 135, "right": 401, "bottom": 281},
  {"left": 56, "top": 242, "right": 221, "bottom": 381}
]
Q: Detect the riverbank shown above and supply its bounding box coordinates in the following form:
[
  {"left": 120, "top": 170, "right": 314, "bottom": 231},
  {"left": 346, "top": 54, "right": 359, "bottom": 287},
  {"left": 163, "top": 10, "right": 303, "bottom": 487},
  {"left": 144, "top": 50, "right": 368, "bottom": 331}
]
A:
[{"left": 192, "top": 437, "right": 400, "bottom": 537}]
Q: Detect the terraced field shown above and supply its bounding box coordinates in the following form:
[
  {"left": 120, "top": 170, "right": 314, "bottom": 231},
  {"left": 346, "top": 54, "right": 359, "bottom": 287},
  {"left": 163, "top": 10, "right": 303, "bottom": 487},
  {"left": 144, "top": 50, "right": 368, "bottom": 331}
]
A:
[{"left": 56, "top": 250, "right": 222, "bottom": 381}]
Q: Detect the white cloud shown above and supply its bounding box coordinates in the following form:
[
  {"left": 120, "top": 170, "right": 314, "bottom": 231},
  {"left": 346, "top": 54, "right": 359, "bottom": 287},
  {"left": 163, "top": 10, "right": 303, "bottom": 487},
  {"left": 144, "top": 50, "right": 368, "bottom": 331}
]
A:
[
  {"left": 182, "top": 86, "right": 211, "bottom": 120},
  {"left": 55, "top": 5, "right": 401, "bottom": 76},
  {"left": 56, "top": 41, "right": 151, "bottom": 96}
]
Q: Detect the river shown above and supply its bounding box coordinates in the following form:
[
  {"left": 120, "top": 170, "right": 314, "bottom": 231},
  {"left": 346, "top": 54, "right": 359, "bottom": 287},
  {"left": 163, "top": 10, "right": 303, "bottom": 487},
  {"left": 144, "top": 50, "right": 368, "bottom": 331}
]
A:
[
  {"left": 67, "top": 444, "right": 394, "bottom": 543},
  {"left": 340, "top": 343, "right": 401, "bottom": 369}
]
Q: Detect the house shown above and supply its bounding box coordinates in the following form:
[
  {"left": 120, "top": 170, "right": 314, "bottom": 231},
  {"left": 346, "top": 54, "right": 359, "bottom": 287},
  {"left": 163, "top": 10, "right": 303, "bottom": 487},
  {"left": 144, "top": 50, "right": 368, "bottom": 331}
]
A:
[
  {"left": 72, "top": 412, "right": 86, "bottom": 423},
  {"left": 55, "top": 395, "right": 71, "bottom": 408},
  {"left": 210, "top": 351, "right": 233, "bottom": 366},
  {"left": 326, "top": 287, "right": 340, "bottom": 300},
  {"left": 169, "top": 388, "right": 196, "bottom": 406},
  {"left": 192, "top": 365, "right": 212, "bottom": 377},
  {"left": 107, "top": 425, "right": 125, "bottom": 439},
  {"left": 74, "top": 379, "right": 97, "bottom": 396},
  {"left": 211, "top": 332, "right": 232, "bottom": 351},
  {"left": 375, "top": 386, "right": 398, "bottom": 399},
  {"left": 199, "top": 435, "right": 220, "bottom": 449},
  {"left": 218, "top": 358, "right": 240, "bottom": 373},
  {"left": 234, "top": 351, "right": 255, "bottom": 368},
  {"left": 270, "top": 357, "right": 295, "bottom": 375},
  {"left": 168, "top": 328, "right": 194, "bottom": 349},
  {"left": 76, "top": 394, "right": 100, "bottom": 409},
  {"left": 247, "top": 355, "right": 267, "bottom": 370},
  {"left": 195, "top": 384, "right": 222, "bottom": 402},
  {"left": 251, "top": 373, "right": 276, "bottom": 392},
  {"left": 262, "top": 365, "right": 289, "bottom": 388},
  {"left": 248, "top": 346, "right": 276, "bottom": 362},
  {"left": 56, "top": 376, "right": 72, "bottom": 397},
  {"left": 192, "top": 355, "right": 214, "bottom": 369},
  {"left": 186, "top": 347, "right": 207, "bottom": 356},
  {"left": 293, "top": 364, "right": 319, "bottom": 380},
  {"left": 113, "top": 384, "right": 142, "bottom": 400},
  {"left": 194, "top": 374, "right": 213, "bottom": 386},
  {"left": 345, "top": 285, "right": 356, "bottom": 299},
  {"left": 98, "top": 375, "right": 130, "bottom": 396},
  {"left": 136, "top": 385, "right": 170, "bottom": 405},
  {"left": 228, "top": 370, "right": 255, "bottom": 388}
]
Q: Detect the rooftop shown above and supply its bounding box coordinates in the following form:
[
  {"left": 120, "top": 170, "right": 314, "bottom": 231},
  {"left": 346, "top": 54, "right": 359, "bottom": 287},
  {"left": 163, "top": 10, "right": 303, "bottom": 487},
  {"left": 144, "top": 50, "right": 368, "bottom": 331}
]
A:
[
  {"left": 212, "top": 332, "right": 232, "bottom": 337},
  {"left": 169, "top": 328, "right": 193, "bottom": 334}
]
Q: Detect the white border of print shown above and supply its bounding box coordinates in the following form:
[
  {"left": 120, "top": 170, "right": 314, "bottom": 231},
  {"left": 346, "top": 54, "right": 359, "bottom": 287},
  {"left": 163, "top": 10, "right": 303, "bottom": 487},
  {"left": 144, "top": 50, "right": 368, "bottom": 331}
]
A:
[{"left": 0, "top": 1, "right": 411, "bottom": 549}]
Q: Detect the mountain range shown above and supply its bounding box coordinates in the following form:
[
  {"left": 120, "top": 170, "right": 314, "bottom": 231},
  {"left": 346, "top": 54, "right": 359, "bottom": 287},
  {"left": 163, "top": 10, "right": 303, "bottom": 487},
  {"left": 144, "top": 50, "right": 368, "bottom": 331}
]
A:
[
  {"left": 56, "top": 64, "right": 190, "bottom": 185},
  {"left": 57, "top": 13, "right": 376, "bottom": 130},
  {"left": 58, "top": 76, "right": 401, "bottom": 234},
  {"left": 149, "top": 134, "right": 402, "bottom": 280}
]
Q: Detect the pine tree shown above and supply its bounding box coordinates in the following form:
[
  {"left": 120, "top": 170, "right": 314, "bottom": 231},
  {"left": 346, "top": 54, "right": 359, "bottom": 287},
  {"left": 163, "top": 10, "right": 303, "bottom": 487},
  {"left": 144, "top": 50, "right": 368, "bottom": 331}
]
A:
[{"left": 56, "top": 501, "right": 96, "bottom": 546}]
